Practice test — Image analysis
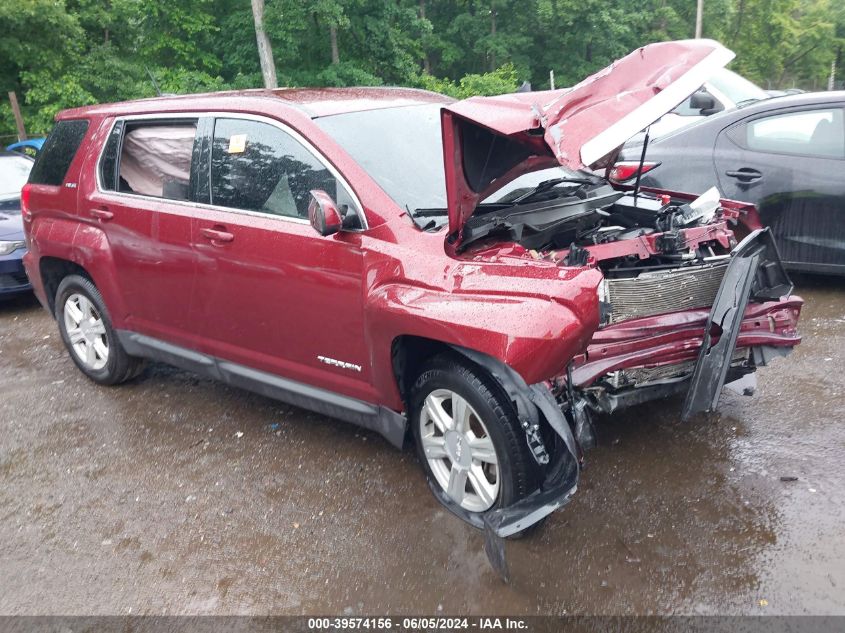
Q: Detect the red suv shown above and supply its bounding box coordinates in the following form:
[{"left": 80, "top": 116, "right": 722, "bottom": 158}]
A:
[{"left": 22, "top": 40, "right": 801, "bottom": 570}]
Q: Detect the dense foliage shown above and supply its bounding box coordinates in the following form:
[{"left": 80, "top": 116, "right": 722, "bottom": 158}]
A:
[{"left": 2, "top": 0, "right": 843, "bottom": 139}]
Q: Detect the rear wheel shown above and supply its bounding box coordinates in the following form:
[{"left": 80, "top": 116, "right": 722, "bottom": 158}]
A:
[
  {"left": 55, "top": 275, "right": 143, "bottom": 385},
  {"left": 410, "top": 354, "right": 538, "bottom": 521}
]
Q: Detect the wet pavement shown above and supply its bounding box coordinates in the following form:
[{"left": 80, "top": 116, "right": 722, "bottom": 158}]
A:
[{"left": 0, "top": 276, "right": 843, "bottom": 616}]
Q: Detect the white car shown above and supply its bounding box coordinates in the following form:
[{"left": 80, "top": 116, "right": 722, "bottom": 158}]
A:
[{"left": 628, "top": 67, "right": 770, "bottom": 142}]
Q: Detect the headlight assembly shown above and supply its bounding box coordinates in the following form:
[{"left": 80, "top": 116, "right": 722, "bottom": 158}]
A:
[{"left": 0, "top": 240, "right": 26, "bottom": 256}]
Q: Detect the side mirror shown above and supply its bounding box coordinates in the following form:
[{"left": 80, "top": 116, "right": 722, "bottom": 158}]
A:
[
  {"left": 308, "top": 190, "right": 343, "bottom": 237},
  {"left": 689, "top": 89, "right": 717, "bottom": 112}
]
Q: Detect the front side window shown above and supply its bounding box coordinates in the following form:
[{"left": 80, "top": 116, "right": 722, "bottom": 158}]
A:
[
  {"left": 736, "top": 108, "right": 845, "bottom": 159},
  {"left": 209, "top": 118, "right": 356, "bottom": 220},
  {"left": 707, "top": 68, "right": 768, "bottom": 107}
]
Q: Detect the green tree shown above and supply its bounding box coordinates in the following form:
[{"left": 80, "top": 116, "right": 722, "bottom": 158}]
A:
[{"left": 2, "top": 0, "right": 844, "bottom": 138}]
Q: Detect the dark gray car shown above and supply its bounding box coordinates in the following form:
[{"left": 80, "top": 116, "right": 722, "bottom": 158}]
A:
[{"left": 614, "top": 92, "right": 845, "bottom": 275}]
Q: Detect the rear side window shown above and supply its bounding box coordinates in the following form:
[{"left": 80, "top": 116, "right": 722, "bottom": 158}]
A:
[
  {"left": 99, "top": 119, "right": 198, "bottom": 200},
  {"left": 28, "top": 119, "right": 90, "bottom": 185},
  {"left": 99, "top": 120, "right": 124, "bottom": 190}
]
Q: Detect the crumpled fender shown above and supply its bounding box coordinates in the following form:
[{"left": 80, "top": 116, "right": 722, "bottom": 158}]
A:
[{"left": 365, "top": 281, "right": 599, "bottom": 410}]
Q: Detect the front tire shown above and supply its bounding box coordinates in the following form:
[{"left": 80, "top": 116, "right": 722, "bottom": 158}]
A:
[
  {"left": 410, "top": 354, "right": 537, "bottom": 523},
  {"left": 54, "top": 275, "right": 143, "bottom": 385}
]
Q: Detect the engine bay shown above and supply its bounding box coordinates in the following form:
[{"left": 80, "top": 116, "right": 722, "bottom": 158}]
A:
[{"left": 461, "top": 178, "right": 737, "bottom": 279}]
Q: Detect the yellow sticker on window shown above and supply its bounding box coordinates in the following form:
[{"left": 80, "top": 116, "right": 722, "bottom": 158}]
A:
[{"left": 228, "top": 134, "right": 247, "bottom": 154}]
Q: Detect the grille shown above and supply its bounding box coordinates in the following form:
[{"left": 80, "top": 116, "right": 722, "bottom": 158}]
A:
[
  {"left": 605, "top": 259, "right": 728, "bottom": 323},
  {"left": 0, "top": 271, "right": 30, "bottom": 290}
]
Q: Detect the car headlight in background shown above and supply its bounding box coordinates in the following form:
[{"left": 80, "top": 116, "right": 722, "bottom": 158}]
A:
[{"left": 0, "top": 240, "right": 26, "bottom": 256}]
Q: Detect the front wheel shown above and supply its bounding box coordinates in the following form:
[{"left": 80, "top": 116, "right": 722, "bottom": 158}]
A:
[{"left": 410, "top": 354, "right": 538, "bottom": 522}]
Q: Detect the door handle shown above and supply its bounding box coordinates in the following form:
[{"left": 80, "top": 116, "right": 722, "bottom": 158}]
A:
[
  {"left": 90, "top": 207, "right": 114, "bottom": 221},
  {"left": 200, "top": 226, "right": 234, "bottom": 243},
  {"left": 725, "top": 168, "right": 762, "bottom": 183}
]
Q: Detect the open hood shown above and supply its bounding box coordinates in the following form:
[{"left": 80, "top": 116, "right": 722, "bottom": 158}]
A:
[{"left": 441, "top": 39, "right": 735, "bottom": 244}]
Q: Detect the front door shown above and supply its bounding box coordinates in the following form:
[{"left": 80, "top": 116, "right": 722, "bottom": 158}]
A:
[
  {"left": 714, "top": 104, "right": 845, "bottom": 271},
  {"left": 190, "top": 116, "right": 375, "bottom": 402}
]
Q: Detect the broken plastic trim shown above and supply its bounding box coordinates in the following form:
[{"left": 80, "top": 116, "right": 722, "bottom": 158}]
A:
[
  {"left": 681, "top": 228, "right": 792, "bottom": 420},
  {"left": 443, "top": 345, "right": 581, "bottom": 582}
]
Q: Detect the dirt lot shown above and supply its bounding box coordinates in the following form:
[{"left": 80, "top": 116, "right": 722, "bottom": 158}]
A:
[{"left": 0, "top": 276, "right": 843, "bottom": 616}]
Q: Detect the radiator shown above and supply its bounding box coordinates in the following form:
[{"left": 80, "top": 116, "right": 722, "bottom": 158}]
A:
[{"left": 605, "top": 259, "right": 729, "bottom": 323}]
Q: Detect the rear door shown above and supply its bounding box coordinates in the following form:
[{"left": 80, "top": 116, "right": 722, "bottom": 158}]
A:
[
  {"left": 81, "top": 116, "right": 207, "bottom": 346},
  {"left": 714, "top": 104, "right": 845, "bottom": 271},
  {"left": 189, "top": 115, "right": 375, "bottom": 402}
]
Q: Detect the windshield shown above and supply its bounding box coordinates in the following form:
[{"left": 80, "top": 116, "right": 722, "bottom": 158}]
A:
[
  {"left": 0, "top": 154, "right": 33, "bottom": 201},
  {"left": 708, "top": 68, "right": 767, "bottom": 106},
  {"left": 316, "top": 104, "right": 585, "bottom": 220},
  {"left": 315, "top": 104, "right": 448, "bottom": 213}
]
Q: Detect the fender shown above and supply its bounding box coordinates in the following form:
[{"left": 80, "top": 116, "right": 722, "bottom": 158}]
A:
[
  {"left": 28, "top": 216, "right": 129, "bottom": 325},
  {"left": 365, "top": 281, "right": 600, "bottom": 409}
]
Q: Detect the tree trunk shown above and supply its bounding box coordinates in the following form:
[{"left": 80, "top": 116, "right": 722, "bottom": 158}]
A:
[
  {"left": 694, "top": 0, "right": 703, "bottom": 38},
  {"left": 8, "top": 92, "right": 27, "bottom": 142},
  {"left": 489, "top": 6, "right": 497, "bottom": 71},
  {"left": 420, "top": 0, "right": 431, "bottom": 73},
  {"left": 731, "top": 0, "right": 744, "bottom": 45},
  {"left": 330, "top": 24, "right": 340, "bottom": 64},
  {"left": 829, "top": 56, "right": 837, "bottom": 91},
  {"left": 251, "top": 0, "right": 278, "bottom": 89}
]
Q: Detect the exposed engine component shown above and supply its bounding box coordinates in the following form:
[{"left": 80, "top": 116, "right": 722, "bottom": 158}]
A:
[{"left": 461, "top": 180, "right": 731, "bottom": 277}]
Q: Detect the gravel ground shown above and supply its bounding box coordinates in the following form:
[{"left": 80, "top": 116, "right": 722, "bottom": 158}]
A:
[{"left": 0, "top": 275, "right": 843, "bottom": 615}]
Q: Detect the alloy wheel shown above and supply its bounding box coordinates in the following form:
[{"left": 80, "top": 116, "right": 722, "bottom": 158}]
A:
[
  {"left": 63, "top": 293, "right": 109, "bottom": 371},
  {"left": 419, "top": 388, "right": 500, "bottom": 512}
]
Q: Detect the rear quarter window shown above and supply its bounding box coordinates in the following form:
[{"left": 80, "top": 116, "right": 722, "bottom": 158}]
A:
[{"left": 28, "top": 119, "right": 90, "bottom": 186}]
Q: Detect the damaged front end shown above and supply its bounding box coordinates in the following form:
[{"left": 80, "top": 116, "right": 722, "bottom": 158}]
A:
[
  {"left": 433, "top": 39, "right": 803, "bottom": 579},
  {"left": 468, "top": 225, "right": 800, "bottom": 581}
]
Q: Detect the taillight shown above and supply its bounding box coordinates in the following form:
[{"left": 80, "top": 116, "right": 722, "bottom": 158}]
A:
[
  {"left": 608, "top": 161, "right": 659, "bottom": 183},
  {"left": 20, "top": 183, "right": 32, "bottom": 222}
]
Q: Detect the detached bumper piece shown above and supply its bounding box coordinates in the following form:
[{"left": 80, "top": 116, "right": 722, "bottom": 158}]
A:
[
  {"left": 681, "top": 228, "right": 793, "bottom": 420},
  {"left": 481, "top": 384, "right": 580, "bottom": 583}
]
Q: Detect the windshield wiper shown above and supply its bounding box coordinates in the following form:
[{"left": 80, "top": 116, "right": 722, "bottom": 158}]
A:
[
  {"left": 506, "top": 177, "right": 596, "bottom": 206},
  {"left": 407, "top": 205, "right": 447, "bottom": 231}
]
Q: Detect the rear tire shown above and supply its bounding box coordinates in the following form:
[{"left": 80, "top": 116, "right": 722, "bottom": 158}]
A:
[
  {"left": 410, "top": 353, "right": 538, "bottom": 525},
  {"left": 54, "top": 275, "right": 143, "bottom": 385}
]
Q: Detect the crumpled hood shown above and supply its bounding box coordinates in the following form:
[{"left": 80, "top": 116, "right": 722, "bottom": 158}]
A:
[{"left": 441, "top": 39, "right": 735, "bottom": 243}]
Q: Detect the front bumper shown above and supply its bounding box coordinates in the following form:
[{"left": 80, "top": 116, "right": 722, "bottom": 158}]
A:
[{"left": 0, "top": 249, "right": 31, "bottom": 296}]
